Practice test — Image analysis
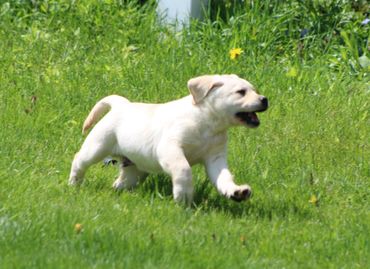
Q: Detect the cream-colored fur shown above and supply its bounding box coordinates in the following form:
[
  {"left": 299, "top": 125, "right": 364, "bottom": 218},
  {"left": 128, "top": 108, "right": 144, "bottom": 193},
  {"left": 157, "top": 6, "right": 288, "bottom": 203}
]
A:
[{"left": 69, "top": 74, "right": 268, "bottom": 204}]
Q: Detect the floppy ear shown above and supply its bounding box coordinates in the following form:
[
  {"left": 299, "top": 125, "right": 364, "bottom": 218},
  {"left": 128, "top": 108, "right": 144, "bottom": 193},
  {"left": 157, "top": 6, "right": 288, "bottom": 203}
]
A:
[{"left": 187, "top": 75, "right": 224, "bottom": 104}]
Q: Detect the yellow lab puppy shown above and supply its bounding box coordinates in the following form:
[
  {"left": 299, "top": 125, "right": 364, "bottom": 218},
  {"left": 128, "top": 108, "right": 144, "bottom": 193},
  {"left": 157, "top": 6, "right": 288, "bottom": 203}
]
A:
[{"left": 69, "top": 74, "right": 268, "bottom": 204}]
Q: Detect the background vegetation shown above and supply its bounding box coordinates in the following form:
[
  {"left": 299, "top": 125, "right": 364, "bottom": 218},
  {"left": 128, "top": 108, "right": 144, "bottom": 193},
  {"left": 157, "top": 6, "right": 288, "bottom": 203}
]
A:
[{"left": 0, "top": 0, "right": 369, "bottom": 268}]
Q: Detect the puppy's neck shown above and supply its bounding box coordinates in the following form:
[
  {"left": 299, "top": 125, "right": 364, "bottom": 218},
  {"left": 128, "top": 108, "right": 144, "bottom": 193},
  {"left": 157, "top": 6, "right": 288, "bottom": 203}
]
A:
[{"left": 194, "top": 100, "right": 231, "bottom": 135}]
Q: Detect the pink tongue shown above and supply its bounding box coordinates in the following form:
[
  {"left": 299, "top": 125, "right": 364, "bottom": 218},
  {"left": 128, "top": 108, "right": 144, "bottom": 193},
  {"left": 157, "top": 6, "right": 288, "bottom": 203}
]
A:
[{"left": 249, "top": 113, "right": 258, "bottom": 121}]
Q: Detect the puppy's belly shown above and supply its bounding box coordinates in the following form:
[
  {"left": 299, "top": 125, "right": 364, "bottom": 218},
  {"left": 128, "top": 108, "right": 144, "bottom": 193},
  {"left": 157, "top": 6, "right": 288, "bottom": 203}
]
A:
[
  {"left": 132, "top": 158, "right": 163, "bottom": 173},
  {"left": 114, "top": 148, "right": 163, "bottom": 173}
]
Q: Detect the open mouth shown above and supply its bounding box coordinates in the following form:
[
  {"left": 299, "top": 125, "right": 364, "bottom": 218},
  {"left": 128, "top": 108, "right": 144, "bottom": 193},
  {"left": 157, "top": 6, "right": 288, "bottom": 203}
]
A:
[{"left": 235, "top": 112, "right": 260, "bottom": 127}]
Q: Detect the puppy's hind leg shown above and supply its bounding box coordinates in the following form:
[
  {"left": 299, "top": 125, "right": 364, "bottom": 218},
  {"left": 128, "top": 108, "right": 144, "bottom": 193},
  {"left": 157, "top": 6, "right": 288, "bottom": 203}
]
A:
[
  {"left": 69, "top": 134, "right": 114, "bottom": 186},
  {"left": 112, "top": 159, "right": 148, "bottom": 190}
]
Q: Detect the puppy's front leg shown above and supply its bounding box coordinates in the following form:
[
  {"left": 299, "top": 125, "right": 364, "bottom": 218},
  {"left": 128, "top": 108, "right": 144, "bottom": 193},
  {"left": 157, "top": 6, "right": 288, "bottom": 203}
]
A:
[
  {"left": 157, "top": 143, "right": 193, "bottom": 205},
  {"left": 205, "top": 154, "right": 252, "bottom": 202}
]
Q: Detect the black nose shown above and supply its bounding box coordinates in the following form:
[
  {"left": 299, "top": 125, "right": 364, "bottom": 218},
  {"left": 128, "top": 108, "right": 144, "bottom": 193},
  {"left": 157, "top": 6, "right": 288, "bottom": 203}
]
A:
[{"left": 260, "top": 96, "right": 268, "bottom": 110}]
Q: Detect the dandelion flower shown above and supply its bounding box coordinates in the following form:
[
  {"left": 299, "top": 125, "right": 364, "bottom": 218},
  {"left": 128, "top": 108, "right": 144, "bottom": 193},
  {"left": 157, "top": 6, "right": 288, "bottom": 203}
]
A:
[
  {"left": 286, "top": 66, "right": 298, "bottom": 77},
  {"left": 309, "top": 195, "right": 318, "bottom": 205},
  {"left": 74, "top": 223, "right": 83, "bottom": 233},
  {"left": 229, "top": 48, "right": 243, "bottom": 60}
]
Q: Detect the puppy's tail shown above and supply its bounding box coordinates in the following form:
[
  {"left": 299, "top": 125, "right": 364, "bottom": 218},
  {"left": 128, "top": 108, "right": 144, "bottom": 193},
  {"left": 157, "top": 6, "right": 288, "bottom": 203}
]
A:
[{"left": 82, "top": 95, "right": 129, "bottom": 135}]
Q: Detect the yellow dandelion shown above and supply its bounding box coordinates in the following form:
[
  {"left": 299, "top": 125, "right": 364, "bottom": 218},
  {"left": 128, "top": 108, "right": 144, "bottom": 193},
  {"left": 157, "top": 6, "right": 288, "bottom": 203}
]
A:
[
  {"left": 286, "top": 66, "right": 298, "bottom": 77},
  {"left": 229, "top": 48, "right": 243, "bottom": 60},
  {"left": 308, "top": 195, "right": 318, "bottom": 205},
  {"left": 74, "top": 223, "right": 83, "bottom": 233}
]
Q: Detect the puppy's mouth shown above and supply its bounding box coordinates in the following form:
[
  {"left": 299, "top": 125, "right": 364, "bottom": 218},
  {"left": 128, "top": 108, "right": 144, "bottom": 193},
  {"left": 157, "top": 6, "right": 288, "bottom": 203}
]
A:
[{"left": 235, "top": 112, "right": 260, "bottom": 127}]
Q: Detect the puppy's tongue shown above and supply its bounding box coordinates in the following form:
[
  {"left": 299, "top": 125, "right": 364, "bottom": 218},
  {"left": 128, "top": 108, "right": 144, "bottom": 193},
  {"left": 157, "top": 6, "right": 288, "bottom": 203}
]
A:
[
  {"left": 248, "top": 112, "right": 258, "bottom": 121},
  {"left": 235, "top": 112, "right": 260, "bottom": 126}
]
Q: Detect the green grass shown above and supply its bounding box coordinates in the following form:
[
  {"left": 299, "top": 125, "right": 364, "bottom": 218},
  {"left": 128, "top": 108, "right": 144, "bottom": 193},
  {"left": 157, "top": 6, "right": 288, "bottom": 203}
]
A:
[{"left": 0, "top": 1, "right": 369, "bottom": 268}]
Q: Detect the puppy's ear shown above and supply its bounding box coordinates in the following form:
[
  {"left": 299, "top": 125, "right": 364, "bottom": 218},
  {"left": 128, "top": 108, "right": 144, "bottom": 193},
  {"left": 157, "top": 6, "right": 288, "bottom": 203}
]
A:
[{"left": 187, "top": 75, "right": 224, "bottom": 104}]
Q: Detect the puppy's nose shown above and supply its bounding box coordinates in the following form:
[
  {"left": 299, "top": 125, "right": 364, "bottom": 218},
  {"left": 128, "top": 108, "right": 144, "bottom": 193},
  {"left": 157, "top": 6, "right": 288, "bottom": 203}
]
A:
[{"left": 260, "top": 96, "right": 268, "bottom": 110}]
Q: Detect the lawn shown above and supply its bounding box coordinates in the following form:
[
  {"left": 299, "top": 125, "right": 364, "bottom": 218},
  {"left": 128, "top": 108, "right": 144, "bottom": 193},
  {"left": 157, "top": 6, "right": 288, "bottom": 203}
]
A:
[{"left": 0, "top": 1, "right": 369, "bottom": 268}]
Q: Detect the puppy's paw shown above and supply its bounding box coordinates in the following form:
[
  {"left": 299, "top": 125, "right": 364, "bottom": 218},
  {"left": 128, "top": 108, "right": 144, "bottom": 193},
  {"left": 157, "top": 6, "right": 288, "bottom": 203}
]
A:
[
  {"left": 112, "top": 179, "right": 125, "bottom": 190},
  {"left": 68, "top": 177, "right": 82, "bottom": 186},
  {"left": 230, "top": 185, "right": 252, "bottom": 202},
  {"left": 113, "top": 178, "right": 138, "bottom": 190},
  {"left": 173, "top": 187, "right": 194, "bottom": 207}
]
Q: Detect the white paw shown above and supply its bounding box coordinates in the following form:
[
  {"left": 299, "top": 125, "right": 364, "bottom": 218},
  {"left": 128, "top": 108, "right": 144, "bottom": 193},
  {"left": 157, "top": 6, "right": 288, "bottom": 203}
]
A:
[
  {"left": 173, "top": 185, "right": 194, "bottom": 206},
  {"left": 112, "top": 179, "right": 125, "bottom": 190},
  {"left": 68, "top": 177, "right": 81, "bottom": 186},
  {"left": 113, "top": 178, "right": 139, "bottom": 190},
  {"left": 230, "top": 184, "right": 252, "bottom": 202}
]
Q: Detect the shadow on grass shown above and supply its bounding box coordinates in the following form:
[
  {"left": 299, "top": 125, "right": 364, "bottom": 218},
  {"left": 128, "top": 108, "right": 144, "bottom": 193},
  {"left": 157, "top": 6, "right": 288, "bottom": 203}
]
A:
[
  {"left": 194, "top": 195, "right": 314, "bottom": 221},
  {"left": 138, "top": 175, "right": 314, "bottom": 220},
  {"left": 77, "top": 173, "right": 314, "bottom": 221}
]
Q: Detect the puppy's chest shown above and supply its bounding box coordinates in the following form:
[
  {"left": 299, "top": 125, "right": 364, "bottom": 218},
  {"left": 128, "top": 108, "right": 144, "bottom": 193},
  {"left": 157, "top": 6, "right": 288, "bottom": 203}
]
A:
[{"left": 182, "top": 132, "right": 227, "bottom": 164}]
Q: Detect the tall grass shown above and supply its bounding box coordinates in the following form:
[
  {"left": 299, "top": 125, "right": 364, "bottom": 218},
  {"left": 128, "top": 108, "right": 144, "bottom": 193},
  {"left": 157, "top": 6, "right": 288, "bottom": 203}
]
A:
[{"left": 0, "top": 1, "right": 369, "bottom": 268}]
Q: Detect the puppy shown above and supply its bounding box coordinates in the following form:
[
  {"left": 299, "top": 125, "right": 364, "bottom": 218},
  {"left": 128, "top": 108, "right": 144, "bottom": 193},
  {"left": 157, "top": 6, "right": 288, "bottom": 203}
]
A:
[{"left": 68, "top": 74, "right": 268, "bottom": 204}]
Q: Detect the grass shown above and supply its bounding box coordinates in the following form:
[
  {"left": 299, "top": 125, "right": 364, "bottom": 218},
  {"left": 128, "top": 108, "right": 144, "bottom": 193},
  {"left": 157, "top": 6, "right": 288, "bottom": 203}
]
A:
[{"left": 0, "top": 1, "right": 369, "bottom": 268}]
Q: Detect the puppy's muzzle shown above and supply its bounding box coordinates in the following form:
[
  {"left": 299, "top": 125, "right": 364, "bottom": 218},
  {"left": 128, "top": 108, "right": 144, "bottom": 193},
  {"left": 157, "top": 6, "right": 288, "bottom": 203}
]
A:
[{"left": 235, "top": 96, "right": 268, "bottom": 127}]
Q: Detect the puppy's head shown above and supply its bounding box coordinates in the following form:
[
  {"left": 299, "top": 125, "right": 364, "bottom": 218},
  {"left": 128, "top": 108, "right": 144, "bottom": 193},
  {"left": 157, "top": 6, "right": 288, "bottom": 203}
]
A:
[{"left": 188, "top": 74, "right": 268, "bottom": 128}]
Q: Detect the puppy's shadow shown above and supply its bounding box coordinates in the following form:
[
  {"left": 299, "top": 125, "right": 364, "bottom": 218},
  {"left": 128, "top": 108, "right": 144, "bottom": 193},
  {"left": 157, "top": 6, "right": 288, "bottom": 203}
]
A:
[
  {"left": 192, "top": 179, "right": 313, "bottom": 220},
  {"left": 122, "top": 175, "right": 312, "bottom": 221},
  {"left": 193, "top": 188, "right": 252, "bottom": 218}
]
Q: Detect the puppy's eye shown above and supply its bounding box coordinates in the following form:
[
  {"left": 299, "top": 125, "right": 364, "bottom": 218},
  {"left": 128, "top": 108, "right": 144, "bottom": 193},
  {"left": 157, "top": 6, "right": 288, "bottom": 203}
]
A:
[{"left": 236, "top": 89, "right": 246, "bottom": 96}]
